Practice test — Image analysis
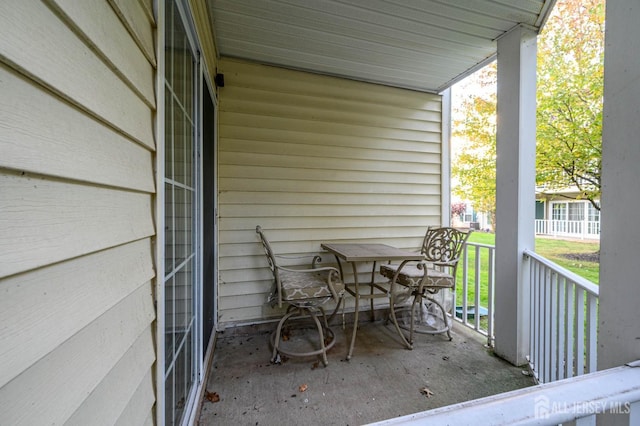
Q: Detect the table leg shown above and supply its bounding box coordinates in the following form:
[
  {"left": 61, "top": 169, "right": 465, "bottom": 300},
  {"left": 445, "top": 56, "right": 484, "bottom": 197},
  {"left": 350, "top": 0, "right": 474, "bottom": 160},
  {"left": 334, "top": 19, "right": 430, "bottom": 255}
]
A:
[{"left": 346, "top": 261, "right": 360, "bottom": 361}]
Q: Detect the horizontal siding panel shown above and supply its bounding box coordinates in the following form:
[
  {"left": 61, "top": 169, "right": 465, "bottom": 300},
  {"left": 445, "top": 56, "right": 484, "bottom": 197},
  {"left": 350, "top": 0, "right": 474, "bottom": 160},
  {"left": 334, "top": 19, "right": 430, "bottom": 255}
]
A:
[
  {"left": 221, "top": 58, "right": 443, "bottom": 109},
  {"left": 220, "top": 192, "right": 441, "bottom": 206},
  {"left": 220, "top": 139, "right": 441, "bottom": 164},
  {"left": 221, "top": 215, "right": 439, "bottom": 231},
  {"left": 65, "top": 327, "right": 155, "bottom": 426},
  {"left": 115, "top": 369, "right": 156, "bottom": 426},
  {"left": 220, "top": 125, "right": 443, "bottom": 152},
  {"left": 0, "top": 65, "right": 154, "bottom": 192},
  {"left": 109, "top": 0, "right": 156, "bottom": 66},
  {"left": 0, "top": 239, "right": 154, "bottom": 388},
  {"left": 221, "top": 112, "right": 436, "bottom": 143},
  {"left": 219, "top": 306, "right": 266, "bottom": 325},
  {"left": 220, "top": 152, "right": 440, "bottom": 174},
  {"left": 220, "top": 178, "right": 438, "bottom": 196},
  {"left": 220, "top": 204, "right": 441, "bottom": 218},
  {"left": 0, "top": 283, "right": 155, "bottom": 426},
  {"left": 218, "top": 58, "right": 442, "bottom": 325},
  {"left": 48, "top": 0, "right": 155, "bottom": 106},
  {"left": 219, "top": 165, "right": 441, "bottom": 185},
  {"left": 223, "top": 97, "right": 440, "bottom": 133},
  {"left": 0, "top": 0, "right": 154, "bottom": 148},
  {"left": 218, "top": 280, "right": 271, "bottom": 298},
  {"left": 223, "top": 85, "right": 441, "bottom": 123},
  {"left": 0, "top": 172, "right": 154, "bottom": 277}
]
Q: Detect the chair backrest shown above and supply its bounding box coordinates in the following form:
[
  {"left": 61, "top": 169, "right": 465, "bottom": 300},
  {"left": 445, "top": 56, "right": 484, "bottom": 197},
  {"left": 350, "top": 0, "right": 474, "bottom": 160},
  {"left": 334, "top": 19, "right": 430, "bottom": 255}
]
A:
[
  {"left": 420, "top": 226, "right": 471, "bottom": 266},
  {"left": 256, "top": 226, "right": 282, "bottom": 303}
]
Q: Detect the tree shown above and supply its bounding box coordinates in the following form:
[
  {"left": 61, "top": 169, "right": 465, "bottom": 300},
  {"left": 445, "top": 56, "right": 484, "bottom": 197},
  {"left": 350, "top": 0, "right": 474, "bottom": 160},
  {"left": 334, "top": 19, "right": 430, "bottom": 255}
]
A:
[
  {"left": 452, "top": 0, "right": 605, "bottom": 230},
  {"left": 536, "top": 0, "right": 604, "bottom": 210},
  {"left": 452, "top": 64, "right": 497, "bottom": 228}
]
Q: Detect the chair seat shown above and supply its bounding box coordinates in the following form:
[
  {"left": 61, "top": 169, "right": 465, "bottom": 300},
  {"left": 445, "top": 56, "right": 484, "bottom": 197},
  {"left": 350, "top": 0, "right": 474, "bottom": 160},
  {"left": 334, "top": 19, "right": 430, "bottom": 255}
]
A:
[
  {"left": 279, "top": 269, "right": 345, "bottom": 301},
  {"left": 380, "top": 264, "right": 454, "bottom": 288}
]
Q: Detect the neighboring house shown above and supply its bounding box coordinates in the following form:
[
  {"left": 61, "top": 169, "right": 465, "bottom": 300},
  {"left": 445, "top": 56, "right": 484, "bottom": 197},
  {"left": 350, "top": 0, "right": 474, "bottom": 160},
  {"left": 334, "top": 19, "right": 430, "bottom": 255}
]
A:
[
  {"left": 451, "top": 200, "right": 493, "bottom": 232},
  {"left": 535, "top": 186, "right": 601, "bottom": 240},
  {"left": 1, "top": 1, "right": 638, "bottom": 425}
]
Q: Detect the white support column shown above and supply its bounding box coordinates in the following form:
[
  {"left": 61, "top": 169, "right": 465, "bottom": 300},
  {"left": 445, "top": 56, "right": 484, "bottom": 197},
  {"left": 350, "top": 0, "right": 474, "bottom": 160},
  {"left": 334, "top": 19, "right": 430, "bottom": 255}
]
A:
[
  {"left": 441, "top": 88, "right": 452, "bottom": 226},
  {"left": 493, "top": 25, "right": 537, "bottom": 366},
  {"left": 598, "top": 0, "right": 640, "bottom": 373}
]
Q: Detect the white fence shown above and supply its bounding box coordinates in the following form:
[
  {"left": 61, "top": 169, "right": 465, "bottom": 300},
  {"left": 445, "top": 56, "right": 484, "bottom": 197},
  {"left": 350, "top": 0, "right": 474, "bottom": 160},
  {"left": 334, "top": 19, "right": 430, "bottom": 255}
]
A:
[
  {"left": 523, "top": 249, "right": 599, "bottom": 384},
  {"left": 535, "top": 219, "right": 600, "bottom": 240}
]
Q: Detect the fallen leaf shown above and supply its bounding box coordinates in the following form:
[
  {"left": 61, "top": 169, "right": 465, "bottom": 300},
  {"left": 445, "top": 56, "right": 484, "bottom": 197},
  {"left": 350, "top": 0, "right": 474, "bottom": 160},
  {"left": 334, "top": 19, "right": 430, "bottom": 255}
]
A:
[
  {"left": 205, "top": 390, "right": 220, "bottom": 403},
  {"left": 299, "top": 384, "right": 308, "bottom": 392},
  {"left": 311, "top": 361, "right": 319, "bottom": 370},
  {"left": 282, "top": 328, "right": 291, "bottom": 341},
  {"left": 419, "top": 387, "right": 434, "bottom": 398}
]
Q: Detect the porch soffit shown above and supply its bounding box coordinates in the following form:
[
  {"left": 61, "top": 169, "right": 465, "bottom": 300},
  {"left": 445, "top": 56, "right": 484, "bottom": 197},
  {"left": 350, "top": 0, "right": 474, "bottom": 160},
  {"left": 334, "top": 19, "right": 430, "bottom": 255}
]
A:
[{"left": 207, "top": 0, "right": 556, "bottom": 93}]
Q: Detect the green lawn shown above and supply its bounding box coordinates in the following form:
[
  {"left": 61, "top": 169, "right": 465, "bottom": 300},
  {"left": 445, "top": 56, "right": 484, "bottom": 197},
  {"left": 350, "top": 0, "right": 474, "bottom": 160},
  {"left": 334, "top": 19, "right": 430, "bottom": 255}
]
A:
[{"left": 454, "top": 232, "right": 600, "bottom": 328}]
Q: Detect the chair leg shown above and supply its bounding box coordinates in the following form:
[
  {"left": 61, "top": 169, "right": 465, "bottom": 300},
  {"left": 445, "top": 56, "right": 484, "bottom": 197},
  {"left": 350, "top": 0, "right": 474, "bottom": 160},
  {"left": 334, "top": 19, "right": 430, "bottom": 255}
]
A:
[
  {"left": 425, "top": 295, "right": 453, "bottom": 341},
  {"left": 388, "top": 289, "right": 413, "bottom": 350},
  {"left": 271, "top": 309, "right": 298, "bottom": 363},
  {"left": 308, "top": 309, "right": 329, "bottom": 366}
]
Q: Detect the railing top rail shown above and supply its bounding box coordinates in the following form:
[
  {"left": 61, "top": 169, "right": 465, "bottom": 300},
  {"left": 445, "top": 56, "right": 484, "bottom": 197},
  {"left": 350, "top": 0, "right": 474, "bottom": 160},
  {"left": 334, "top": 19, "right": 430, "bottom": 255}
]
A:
[
  {"left": 368, "top": 361, "right": 640, "bottom": 426},
  {"left": 523, "top": 249, "right": 599, "bottom": 296},
  {"left": 465, "top": 241, "right": 495, "bottom": 250}
]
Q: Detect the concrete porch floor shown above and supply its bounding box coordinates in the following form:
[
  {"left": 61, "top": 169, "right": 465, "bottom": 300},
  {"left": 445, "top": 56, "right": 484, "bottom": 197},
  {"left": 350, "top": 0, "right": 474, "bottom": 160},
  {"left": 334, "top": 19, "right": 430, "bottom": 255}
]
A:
[{"left": 198, "top": 318, "right": 535, "bottom": 425}]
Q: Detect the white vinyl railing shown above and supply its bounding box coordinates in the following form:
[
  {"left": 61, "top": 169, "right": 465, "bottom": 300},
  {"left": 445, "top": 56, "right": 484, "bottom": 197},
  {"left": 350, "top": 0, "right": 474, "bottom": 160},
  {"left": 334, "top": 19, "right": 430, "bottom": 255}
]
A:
[
  {"left": 370, "top": 360, "right": 640, "bottom": 426},
  {"left": 523, "top": 249, "right": 599, "bottom": 384},
  {"left": 456, "top": 242, "right": 495, "bottom": 346},
  {"left": 535, "top": 219, "right": 600, "bottom": 239}
]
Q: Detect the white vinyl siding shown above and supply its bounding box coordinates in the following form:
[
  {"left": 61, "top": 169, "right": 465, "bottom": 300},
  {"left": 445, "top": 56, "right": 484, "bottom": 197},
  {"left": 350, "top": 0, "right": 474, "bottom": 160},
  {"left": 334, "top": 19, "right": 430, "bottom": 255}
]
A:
[
  {"left": 217, "top": 58, "right": 444, "bottom": 325},
  {"left": 0, "top": 0, "right": 157, "bottom": 424}
]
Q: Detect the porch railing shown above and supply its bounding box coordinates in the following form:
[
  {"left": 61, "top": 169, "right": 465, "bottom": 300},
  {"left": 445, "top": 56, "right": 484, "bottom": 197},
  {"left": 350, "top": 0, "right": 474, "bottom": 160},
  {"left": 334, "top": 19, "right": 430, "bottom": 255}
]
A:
[
  {"left": 535, "top": 219, "right": 600, "bottom": 239},
  {"left": 456, "top": 242, "right": 495, "bottom": 346},
  {"left": 523, "top": 249, "right": 599, "bottom": 384},
  {"left": 371, "top": 360, "right": 640, "bottom": 426}
]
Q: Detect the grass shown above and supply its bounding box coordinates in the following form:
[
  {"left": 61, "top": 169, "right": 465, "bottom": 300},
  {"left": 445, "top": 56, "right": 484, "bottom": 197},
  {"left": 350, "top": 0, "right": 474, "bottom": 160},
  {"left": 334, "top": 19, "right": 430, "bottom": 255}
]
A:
[{"left": 454, "top": 232, "right": 600, "bottom": 328}]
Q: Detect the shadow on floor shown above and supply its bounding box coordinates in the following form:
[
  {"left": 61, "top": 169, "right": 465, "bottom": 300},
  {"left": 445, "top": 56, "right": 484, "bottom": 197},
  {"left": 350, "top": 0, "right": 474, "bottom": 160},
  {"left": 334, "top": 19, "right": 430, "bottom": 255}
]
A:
[{"left": 199, "top": 320, "right": 534, "bottom": 426}]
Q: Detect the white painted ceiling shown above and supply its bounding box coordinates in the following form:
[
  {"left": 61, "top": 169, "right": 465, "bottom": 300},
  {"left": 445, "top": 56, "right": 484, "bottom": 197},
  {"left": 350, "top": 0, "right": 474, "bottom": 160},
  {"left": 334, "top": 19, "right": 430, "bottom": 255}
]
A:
[{"left": 209, "top": 0, "right": 555, "bottom": 93}]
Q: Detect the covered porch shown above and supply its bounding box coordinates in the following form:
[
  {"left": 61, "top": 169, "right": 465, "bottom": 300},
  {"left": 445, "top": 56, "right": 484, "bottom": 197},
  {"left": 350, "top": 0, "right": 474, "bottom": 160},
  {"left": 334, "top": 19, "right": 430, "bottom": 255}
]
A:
[{"left": 199, "top": 320, "right": 534, "bottom": 425}]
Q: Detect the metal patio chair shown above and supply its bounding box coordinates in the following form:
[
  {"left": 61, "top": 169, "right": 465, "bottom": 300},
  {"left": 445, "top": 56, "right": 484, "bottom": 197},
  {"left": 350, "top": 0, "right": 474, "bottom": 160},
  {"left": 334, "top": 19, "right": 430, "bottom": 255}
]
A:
[
  {"left": 256, "top": 226, "right": 344, "bottom": 366},
  {"left": 380, "top": 226, "right": 471, "bottom": 345}
]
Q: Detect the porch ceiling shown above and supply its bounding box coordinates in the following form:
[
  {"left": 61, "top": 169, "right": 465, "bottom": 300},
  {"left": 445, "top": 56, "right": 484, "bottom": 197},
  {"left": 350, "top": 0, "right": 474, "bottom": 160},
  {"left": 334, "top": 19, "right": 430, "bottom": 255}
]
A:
[{"left": 208, "top": 0, "right": 556, "bottom": 93}]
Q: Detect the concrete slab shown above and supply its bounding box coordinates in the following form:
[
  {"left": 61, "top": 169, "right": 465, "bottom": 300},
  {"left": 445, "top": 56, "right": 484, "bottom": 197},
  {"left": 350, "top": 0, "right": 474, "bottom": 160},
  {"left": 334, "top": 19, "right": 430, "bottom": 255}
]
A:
[{"left": 198, "top": 320, "right": 534, "bottom": 426}]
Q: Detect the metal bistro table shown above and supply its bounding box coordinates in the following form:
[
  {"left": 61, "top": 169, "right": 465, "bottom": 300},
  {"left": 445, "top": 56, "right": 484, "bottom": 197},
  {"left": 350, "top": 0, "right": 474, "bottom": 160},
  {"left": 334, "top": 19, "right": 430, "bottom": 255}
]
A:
[{"left": 320, "top": 243, "right": 424, "bottom": 360}]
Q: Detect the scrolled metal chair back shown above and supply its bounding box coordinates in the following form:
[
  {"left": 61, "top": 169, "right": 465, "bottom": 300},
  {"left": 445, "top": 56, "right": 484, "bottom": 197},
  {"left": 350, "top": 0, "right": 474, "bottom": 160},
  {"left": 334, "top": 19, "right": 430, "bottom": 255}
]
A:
[{"left": 421, "top": 226, "right": 470, "bottom": 264}]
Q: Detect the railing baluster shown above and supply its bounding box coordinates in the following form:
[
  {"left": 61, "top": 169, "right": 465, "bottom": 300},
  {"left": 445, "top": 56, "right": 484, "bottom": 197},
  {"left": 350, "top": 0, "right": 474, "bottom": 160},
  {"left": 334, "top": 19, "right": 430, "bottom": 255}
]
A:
[
  {"left": 557, "top": 276, "right": 566, "bottom": 380},
  {"left": 549, "top": 270, "right": 558, "bottom": 382},
  {"left": 586, "top": 294, "right": 598, "bottom": 373},
  {"left": 566, "top": 281, "right": 575, "bottom": 378},
  {"left": 575, "top": 288, "right": 585, "bottom": 376},
  {"left": 543, "top": 265, "right": 552, "bottom": 383},
  {"left": 474, "top": 245, "right": 481, "bottom": 332},
  {"left": 487, "top": 247, "right": 494, "bottom": 346},
  {"left": 462, "top": 244, "right": 469, "bottom": 327}
]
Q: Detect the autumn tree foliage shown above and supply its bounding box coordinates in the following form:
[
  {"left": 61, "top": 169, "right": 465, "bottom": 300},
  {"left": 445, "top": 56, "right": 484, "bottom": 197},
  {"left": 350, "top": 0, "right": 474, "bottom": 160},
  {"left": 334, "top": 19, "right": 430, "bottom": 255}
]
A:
[
  {"left": 537, "top": 0, "right": 604, "bottom": 210},
  {"left": 452, "top": 63, "right": 497, "bottom": 228},
  {"left": 452, "top": 0, "right": 605, "bottom": 229}
]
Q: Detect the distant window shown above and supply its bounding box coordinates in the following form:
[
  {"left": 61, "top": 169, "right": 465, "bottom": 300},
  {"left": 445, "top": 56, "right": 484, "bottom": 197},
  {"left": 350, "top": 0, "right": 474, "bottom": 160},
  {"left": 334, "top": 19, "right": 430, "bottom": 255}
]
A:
[
  {"left": 552, "top": 203, "right": 566, "bottom": 221},
  {"left": 568, "top": 203, "right": 584, "bottom": 221}
]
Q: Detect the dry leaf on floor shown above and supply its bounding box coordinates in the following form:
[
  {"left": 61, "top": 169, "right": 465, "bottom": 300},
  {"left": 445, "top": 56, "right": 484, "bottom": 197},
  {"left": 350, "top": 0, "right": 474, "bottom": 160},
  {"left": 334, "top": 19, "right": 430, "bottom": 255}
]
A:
[
  {"left": 419, "top": 387, "right": 434, "bottom": 398},
  {"left": 299, "top": 384, "right": 308, "bottom": 392},
  {"left": 205, "top": 391, "right": 220, "bottom": 403}
]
